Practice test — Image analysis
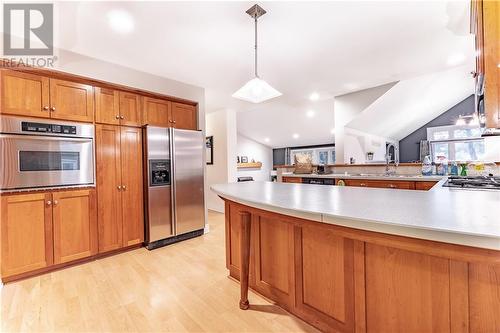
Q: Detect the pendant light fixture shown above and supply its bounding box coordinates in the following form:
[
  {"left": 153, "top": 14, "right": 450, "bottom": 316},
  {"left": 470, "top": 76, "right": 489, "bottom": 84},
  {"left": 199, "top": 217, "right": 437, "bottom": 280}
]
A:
[{"left": 232, "top": 4, "right": 282, "bottom": 103}]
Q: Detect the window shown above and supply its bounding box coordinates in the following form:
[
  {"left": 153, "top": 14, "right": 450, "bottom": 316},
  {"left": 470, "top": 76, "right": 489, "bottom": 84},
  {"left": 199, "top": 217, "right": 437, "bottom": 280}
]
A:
[
  {"left": 288, "top": 146, "right": 335, "bottom": 165},
  {"left": 427, "top": 125, "right": 485, "bottom": 162}
]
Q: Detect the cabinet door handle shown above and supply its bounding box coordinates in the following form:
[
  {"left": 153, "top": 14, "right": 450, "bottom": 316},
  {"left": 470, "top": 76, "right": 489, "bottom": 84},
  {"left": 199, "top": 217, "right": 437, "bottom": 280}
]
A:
[
  {"left": 360, "top": 183, "right": 366, "bottom": 186},
  {"left": 122, "top": 185, "right": 126, "bottom": 190},
  {"left": 46, "top": 200, "right": 52, "bottom": 206},
  {"left": 117, "top": 185, "right": 122, "bottom": 190},
  {"left": 53, "top": 200, "right": 59, "bottom": 205},
  {"left": 388, "top": 184, "right": 396, "bottom": 188},
  {"left": 115, "top": 115, "right": 120, "bottom": 119},
  {"left": 173, "top": 120, "right": 176, "bottom": 124},
  {"left": 42, "top": 106, "right": 49, "bottom": 111},
  {"left": 50, "top": 106, "right": 56, "bottom": 111},
  {"left": 120, "top": 115, "right": 124, "bottom": 120}
]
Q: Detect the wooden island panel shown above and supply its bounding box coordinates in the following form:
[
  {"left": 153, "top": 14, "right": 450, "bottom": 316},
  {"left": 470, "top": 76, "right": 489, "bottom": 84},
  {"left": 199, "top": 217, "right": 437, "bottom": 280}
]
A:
[
  {"left": 224, "top": 199, "right": 500, "bottom": 333},
  {"left": 365, "top": 243, "right": 452, "bottom": 332}
]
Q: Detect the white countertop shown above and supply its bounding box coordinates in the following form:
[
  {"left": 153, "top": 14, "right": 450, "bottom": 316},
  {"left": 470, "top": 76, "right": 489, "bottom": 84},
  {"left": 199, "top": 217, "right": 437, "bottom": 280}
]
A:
[
  {"left": 282, "top": 172, "right": 444, "bottom": 182},
  {"left": 211, "top": 180, "right": 500, "bottom": 250}
]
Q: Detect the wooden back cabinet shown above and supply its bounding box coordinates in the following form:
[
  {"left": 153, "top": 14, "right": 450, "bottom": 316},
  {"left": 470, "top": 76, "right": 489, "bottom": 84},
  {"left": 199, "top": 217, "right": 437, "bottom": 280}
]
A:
[
  {"left": 1, "top": 70, "right": 94, "bottom": 122},
  {"left": 1, "top": 68, "right": 199, "bottom": 130},
  {"left": 95, "top": 88, "right": 142, "bottom": 127},
  {"left": 0, "top": 189, "right": 97, "bottom": 281},
  {"left": 143, "top": 97, "right": 198, "bottom": 130},
  {"left": 95, "top": 124, "right": 144, "bottom": 253},
  {"left": 472, "top": 0, "right": 500, "bottom": 128}
]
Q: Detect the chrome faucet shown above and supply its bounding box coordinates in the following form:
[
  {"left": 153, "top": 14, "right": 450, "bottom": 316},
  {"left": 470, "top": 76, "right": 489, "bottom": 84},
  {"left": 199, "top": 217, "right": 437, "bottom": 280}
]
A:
[{"left": 385, "top": 143, "right": 399, "bottom": 175}]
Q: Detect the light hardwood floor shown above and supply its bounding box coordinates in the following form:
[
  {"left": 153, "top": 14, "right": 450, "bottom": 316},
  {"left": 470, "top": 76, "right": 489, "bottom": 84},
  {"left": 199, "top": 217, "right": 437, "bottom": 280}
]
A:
[{"left": 1, "top": 210, "right": 319, "bottom": 333}]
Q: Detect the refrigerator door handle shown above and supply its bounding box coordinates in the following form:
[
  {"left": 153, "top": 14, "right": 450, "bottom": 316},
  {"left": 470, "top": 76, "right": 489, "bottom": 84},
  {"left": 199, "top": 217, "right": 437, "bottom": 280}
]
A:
[{"left": 170, "top": 127, "right": 177, "bottom": 236}]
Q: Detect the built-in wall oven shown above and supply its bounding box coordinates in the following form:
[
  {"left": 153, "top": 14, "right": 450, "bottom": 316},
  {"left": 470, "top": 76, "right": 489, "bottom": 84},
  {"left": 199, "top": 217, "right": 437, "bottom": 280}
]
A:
[{"left": 0, "top": 115, "right": 95, "bottom": 191}]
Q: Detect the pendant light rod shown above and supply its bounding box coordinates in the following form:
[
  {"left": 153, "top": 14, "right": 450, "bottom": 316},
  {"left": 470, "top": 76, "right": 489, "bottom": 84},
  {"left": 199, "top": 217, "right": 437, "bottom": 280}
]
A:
[
  {"left": 254, "top": 16, "right": 258, "bottom": 77},
  {"left": 246, "top": 4, "right": 266, "bottom": 78}
]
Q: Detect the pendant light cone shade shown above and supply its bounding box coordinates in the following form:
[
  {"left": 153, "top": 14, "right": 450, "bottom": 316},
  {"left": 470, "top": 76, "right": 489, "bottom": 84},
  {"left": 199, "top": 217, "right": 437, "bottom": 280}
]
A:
[
  {"left": 232, "top": 4, "right": 282, "bottom": 103},
  {"left": 232, "top": 77, "right": 282, "bottom": 103}
]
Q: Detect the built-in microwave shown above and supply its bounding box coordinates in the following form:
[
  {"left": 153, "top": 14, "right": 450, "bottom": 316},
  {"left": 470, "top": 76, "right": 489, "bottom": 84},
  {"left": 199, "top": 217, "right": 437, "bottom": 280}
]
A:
[{"left": 0, "top": 116, "right": 95, "bottom": 191}]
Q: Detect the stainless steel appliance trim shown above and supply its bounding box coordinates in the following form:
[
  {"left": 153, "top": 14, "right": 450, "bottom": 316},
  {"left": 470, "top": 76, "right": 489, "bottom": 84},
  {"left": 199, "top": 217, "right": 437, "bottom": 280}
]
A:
[
  {"left": 0, "top": 115, "right": 94, "bottom": 138},
  {"left": 0, "top": 133, "right": 94, "bottom": 143},
  {"left": 170, "top": 127, "right": 177, "bottom": 236},
  {"left": 0, "top": 127, "right": 95, "bottom": 191}
]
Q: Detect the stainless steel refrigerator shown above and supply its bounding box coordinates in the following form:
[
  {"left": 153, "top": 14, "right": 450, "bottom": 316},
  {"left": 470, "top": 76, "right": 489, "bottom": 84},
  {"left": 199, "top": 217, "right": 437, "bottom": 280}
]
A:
[{"left": 144, "top": 126, "right": 205, "bottom": 249}]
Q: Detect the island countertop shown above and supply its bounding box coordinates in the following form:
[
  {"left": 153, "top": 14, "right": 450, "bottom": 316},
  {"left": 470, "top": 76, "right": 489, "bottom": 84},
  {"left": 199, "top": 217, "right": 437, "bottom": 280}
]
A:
[{"left": 211, "top": 180, "right": 500, "bottom": 250}]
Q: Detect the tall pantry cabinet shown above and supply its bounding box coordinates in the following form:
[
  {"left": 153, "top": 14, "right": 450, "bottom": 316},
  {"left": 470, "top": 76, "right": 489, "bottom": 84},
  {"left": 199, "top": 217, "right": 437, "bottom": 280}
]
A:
[{"left": 95, "top": 87, "right": 144, "bottom": 254}]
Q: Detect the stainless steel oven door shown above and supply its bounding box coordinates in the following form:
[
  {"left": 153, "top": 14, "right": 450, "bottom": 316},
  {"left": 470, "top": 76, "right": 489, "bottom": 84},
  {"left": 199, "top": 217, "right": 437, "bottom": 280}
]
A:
[{"left": 0, "top": 134, "right": 94, "bottom": 190}]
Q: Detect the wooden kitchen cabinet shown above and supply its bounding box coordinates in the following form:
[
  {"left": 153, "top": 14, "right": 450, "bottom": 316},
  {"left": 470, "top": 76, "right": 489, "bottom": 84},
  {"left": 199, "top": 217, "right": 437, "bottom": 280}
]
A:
[
  {"left": 0, "top": 70, "right": 50, "bottom": 118},
  {"left": 52, "top": 189, "right": 97, "bottom": 264},
  {"left": 415, "top": 181, "right": 438, "bottom": 191},
  {"left": 119, "top": 92, "right": 142, "bottom": 126},
  {"left": 95, "top": 124, "right": 144, "bottom": 253},
  {"left": 225, "top": 199, "right": 500, "bottom": 333},
  {"left": 472, "top": 0, "right": 500, "bottom": 128},
  {"left": 483, "top": 0, "right": 500, "bottom": 128},
  {"left": 343, "top": 179, "right": 416, "bottom": 190},
  {"left": 120, "top": 126, "right": 144, "bottom": 246},
  {"left": 1, "top": 70, "right": 94, "bottom": 122},
  {"left": 95, "top": 87, "right": 120, "bottom": 125},
  {"left": 95, "top": 88, "right": 142, "bottom": 126},
  {"left": 49, "top": 78, "right": 94, "bottom": 122},
  {"left": 95, "top": 124, "right": 123, "bottom": 252},
  {"left": 171, "top": 102, "right": 197, "bottom": 130},
  {"left": 143, "top": 97, "right": 171, "bottom": 127},
  {"left": 0, "top": 193, "right": 53, "bottom": 278},
  {"left": 283, "top": 176, "right": 302, "bottom": 183}
]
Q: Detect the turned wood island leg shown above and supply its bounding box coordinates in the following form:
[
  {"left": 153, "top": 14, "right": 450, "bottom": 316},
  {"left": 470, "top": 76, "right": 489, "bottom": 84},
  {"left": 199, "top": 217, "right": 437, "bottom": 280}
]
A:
[{"left": 239, "top": 211, "right": 251, "bottom": 310}]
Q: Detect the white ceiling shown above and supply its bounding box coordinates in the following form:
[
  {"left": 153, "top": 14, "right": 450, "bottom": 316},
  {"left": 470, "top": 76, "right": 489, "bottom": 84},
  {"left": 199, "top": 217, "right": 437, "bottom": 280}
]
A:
[
  {"left": 346, "top": 65, "right": 475, "bottom": 141},
  {"left": 53, "top": 1, "right": 475, "bottom": 148}
]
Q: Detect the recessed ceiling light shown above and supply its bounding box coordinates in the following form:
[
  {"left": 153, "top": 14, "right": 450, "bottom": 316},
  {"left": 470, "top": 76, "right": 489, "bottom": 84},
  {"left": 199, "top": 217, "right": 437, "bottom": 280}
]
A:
[
  {"left": 309, "top": 92, "right": 319, "bottom": 101},
  {"left": 264, "top": 138, "right": 270, "bottom": 142},
  {"left": 306, "top": 110, "right": 315, "bottom": 118},
  {"left": 293, "top": 133, "right": 299, "bottom": 139},
  {"left": 107, "top": 9, "right": 134, "bottom": 34},
  {"left": 446, "top": 53, "right": 466, "bottom": 67}
]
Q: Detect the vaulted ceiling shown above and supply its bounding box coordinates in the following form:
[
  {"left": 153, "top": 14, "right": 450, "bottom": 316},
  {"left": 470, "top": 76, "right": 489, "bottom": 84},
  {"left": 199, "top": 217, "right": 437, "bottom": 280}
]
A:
[{"left": 52, "top": 1, "right": 475, "bottom": 147}]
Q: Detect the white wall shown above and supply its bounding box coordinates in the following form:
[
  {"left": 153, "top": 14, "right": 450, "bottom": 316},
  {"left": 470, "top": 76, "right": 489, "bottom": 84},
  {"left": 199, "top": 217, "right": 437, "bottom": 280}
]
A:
[
  {"left": 206, "top": 109, "right": 237, "bottom": 212},
  {"left": 344, "top": 127, "right": 395, "bottom": 163},
  {"left": 334, "top": 82, "right": 396, "bottom": 163},
  {"left": 237, "top": 134, "right": 273, "bottom": 182}
]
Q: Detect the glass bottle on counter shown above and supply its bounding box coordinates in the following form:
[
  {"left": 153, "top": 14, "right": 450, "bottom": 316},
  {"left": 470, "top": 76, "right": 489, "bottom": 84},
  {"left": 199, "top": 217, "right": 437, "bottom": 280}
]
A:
[
  {"left": 422, "top": 156, "right": 432, "bottom": 176},
  {"left": 450, "top": 161, "right": 459, "bottom": 176}
]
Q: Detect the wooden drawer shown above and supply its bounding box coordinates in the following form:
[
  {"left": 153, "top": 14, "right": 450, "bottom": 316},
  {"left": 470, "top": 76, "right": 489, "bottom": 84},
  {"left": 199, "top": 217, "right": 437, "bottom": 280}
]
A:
[
  {"left": 283, "top": 177, "right": 302, "bottom": 183},
  {"left": 344, "top": 179, "right": 370, "bottom": 188},
  {"left": 415, "top": 181, "right": 438, "bottom": 191},
  {"left": 345, "top": 179, "right": 415, "bottom": 190},
  {"left": 368, "top": 180, "right": 416, "bottom": 190}
]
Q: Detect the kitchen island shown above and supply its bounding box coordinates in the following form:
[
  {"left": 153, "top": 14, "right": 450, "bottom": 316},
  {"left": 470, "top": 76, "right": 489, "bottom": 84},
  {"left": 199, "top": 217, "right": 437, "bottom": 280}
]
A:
[{"left": 211, "top": 181, "right": 500, "bottom": 333}]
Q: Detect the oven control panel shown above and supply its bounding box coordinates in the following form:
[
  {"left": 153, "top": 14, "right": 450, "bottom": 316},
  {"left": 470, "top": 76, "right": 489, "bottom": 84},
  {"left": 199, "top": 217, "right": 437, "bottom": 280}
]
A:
[
  {"left": 22, "top": 121, "right": 77, "bottom": 135},
  {"left": 150, "top": 160, "right": 170, "bottom": 186}
]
